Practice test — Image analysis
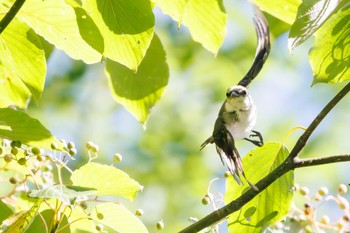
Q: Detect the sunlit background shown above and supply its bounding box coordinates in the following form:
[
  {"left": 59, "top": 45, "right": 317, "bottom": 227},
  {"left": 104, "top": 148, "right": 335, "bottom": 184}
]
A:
[{"left": 27, "top": 0, "right": 350, "bottom": 232}]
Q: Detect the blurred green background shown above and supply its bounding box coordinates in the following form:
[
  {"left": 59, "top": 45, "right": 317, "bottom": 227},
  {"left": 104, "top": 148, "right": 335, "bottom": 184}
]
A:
[{"left": 27, "top": 0, "right": 350, "bottom": 232}]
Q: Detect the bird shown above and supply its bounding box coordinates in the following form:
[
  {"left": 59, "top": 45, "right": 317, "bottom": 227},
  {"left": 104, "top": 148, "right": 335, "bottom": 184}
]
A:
[{"left": 200, "top": 7, "right": 270, "bottom": 191}]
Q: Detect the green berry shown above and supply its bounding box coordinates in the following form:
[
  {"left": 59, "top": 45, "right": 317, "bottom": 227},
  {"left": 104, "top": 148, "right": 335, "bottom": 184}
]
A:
[
  {"left": 10, "top": 141, "right": 20, "bottom": 148},
  {"left": 96, "top": 213, "right": 104, "bottom": 220},
  {"left": 202, "top": 197, "right": 210, "bottom": 205},
  {"left": 80, "top": 202, "right": 88, "bottom": 210},
  {"left": 18, "top": 158, "right": 26, "bottom": 166},
  {"left": 67, "top": 142, "right": 75, "bottom": 150},
  {"left": 85, "top": 141, "right": 93, "bottom": 150},
  {"left": 338, "top": 184, "right": 348, "bottom": 195},
  {"left": 156, "top": 220, "right": 164, "bottom": 231},
  {"left": 224, "top": 171, "right": 231, "bottom": 178},
  {"left": 95, "top": 224, "right": 104, "bottom": 232},
  {"left": 51, "top": 142, "right": 58, "bottom": 150},
  {"left": 91, "top": 144, "right": 99, "bottom": 153},
  {"left": 135, "top": 209, "right": 144, "bottom": 216},
  {"left": 11, "top": 147, "right": 18, "bottom": 155},
  {"left": 4, "top": 154, "right": 13, "bottom": 163},
  {"left": 318, "top": 186, "right": 328, "bottom": 196},
  {"left": 9, "top": 177, "right": 17, "bottom": 184},
  {"left": 36, "top": 155, "right": 43, "bottom": 162},
  {"left": 299, "top": 187, "right": 309, "bottom": 196},
  {"left": 69, "top": 148, "right": 77, "bottom": 156},
  {"left": 31, "top": 147, "right": 41, "bottom": 155},
  {"left": 113, "top": 153, "right": 122, "bottom": 162}
]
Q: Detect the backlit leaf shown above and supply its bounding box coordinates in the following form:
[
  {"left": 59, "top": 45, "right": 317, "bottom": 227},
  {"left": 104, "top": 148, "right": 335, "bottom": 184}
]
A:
[
  {"left": 0, "top": 199, "right": 43, "bottom": 233},
  {"left": 71, "top": 162, "right": 142, "bottom": 201},
  {"left": 289, "top": 0, "right": 346, "bottom": 50},
  {"left": 28, "top": 185, "right": 97, "bottom": 206},
  {"left": 92, "top": 203, "right": 148, "bottom": 233},
  {"left": 0, "top": 108, "right": 62, "bottom": 150},
  {"left": 252, "top": 0, "right": 301, "bottom": 24},
  {"left": 18, "top": 0, "right": 102, "bottom": 64},
  {"left": 225, "top": 142, "right": 293, "bottom": 233},
  {"left": 155, "top": 0, "right": 226, "bottom": 54},
  {"left": 0, "top": 18, "right": 45, "bottom": 107},
  {"left": 309, "top": 4, "right": 350, "bottom": 84},
  {"left": 83, "top": 0, "right": 154, "bottom": 70},
  {"left": 106, "top": 34, "right": 169, "bottom": 125}
]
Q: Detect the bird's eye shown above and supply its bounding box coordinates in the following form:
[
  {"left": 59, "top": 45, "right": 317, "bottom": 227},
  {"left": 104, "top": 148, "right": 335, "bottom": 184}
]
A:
[{"left": 241, "top": 90, "right": 247, "bottom": 96}]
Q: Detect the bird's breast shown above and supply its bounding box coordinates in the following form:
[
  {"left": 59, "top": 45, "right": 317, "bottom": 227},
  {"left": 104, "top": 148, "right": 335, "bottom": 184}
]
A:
[{"left": 225, "top": 107, "right": 257, "bottom": 140}]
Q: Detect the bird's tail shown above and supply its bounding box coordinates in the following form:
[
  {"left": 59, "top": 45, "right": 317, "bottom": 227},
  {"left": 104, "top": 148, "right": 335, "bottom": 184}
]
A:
[
  {"left": 220, "top": 146, "right": 259, "bottom": 191},
  {"left": 237, "top": 6, "right": 270, "bottom": 87}
]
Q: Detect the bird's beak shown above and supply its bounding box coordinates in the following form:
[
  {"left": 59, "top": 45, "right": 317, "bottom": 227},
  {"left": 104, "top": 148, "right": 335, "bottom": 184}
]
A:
[{"left": 231, "top": 91, "right": 240, "bottom": 97}]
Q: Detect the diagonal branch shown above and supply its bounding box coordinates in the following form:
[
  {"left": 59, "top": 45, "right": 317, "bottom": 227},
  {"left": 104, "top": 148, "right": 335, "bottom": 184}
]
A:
[
  {"left": 178, "top": 82, "right": 350, "bottom": 233},
  {"left": 0, "top": 0, "right": 26, "bottom": 34}
]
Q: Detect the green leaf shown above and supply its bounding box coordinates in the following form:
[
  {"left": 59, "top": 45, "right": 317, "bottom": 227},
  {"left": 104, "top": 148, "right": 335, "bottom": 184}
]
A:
[
  {"left": 92, "top": 203, "right": 148, "bottom": 233},
  {"left": 289, "top": 0, "right": 346, "bottom": 50},
  {"left": 225, "top": 142, "right": 294, "bottom": 233},
  {"left": 309, "top": 4, "right": 350, "bottom": 84},
  {"left": 28, "top": 185, "right": 97, "bottom": 206},
  {"left": 106, "top": 34, "right": 169, "bottom": 125},
  {"left": 70, "top": 162, "right": 143, "bottom": 201},
  {"left": 83, "top": 0, "right": 154, "bottom": 70},
  {"left": 18, "top": 0, "right": 102, "bottom": 64},
  {"left": 0, "top": 18, "right": 46, "bottom": 107},
  {"left": 0, "top": 108, "right": 62, "bottom": 150},
  {"left": 0, "top": 199, "right": 43, "bottom": 233},
  {"left": 156, "top": 0, "right": 226, "bottom": 54},
  {"left": 252, "top": 0, "right": 301, "bottom": 24},
  {"left": 0, "top": 200, "right": 13, "bottom": 223},
  {"left": 25, "top": 209, "right": 55, "bottom": 233}
]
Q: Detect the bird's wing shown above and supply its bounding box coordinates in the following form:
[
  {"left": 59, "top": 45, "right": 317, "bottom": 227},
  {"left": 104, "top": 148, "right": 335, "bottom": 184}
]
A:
[
  {"left": 200, "top": 136, "right": 214, "bottom": 151},
  {"left": 238, "top": 6, "right": 270, "bottom": 87},
  {"left": 213, "top": 117, "right": 259, "bottom": 190},
  {"left": 213, "top": 117, "right": 244, "bottom": 184}
]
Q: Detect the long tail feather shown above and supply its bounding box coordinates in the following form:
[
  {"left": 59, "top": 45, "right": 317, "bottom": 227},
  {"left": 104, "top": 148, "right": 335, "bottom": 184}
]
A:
[{"left": 238, "top": 7, "right": 270, "bottom": 87}]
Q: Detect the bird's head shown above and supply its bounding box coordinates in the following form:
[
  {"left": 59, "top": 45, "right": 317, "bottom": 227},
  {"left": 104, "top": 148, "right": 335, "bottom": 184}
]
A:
[
  {"left": 225, "top": 85, "right": 252, "bottom": 111},
  {"left": 226, "top": 85, "right": 248, "bottom": 98}
]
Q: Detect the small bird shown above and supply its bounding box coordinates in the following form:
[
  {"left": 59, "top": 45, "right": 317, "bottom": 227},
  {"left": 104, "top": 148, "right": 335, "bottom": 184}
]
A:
[{"left": 200, "top": 7, "right": 270, "bottom": 190}]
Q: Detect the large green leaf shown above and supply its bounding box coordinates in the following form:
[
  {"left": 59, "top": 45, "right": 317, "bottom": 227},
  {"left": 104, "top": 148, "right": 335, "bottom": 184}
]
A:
[
  {"left": 92, "top": 203, "right": 148, "bottom": 233},
  {"left": 252, "top": 0, "right": 301, "bottom": 24},
  {"left": 309, "top": 4, "right": 350, "bottom": 84},
  {"left": 0, "top": 108, "right": 61, "bottom": 150},
  {"left": 70, "top": 162, "right": 143, "bottom": 201},
  {"left": 17, "top": 0, "right": 102, "bottom": 64},
  {"left": 225, "top": 142, "right": 293, "bottom": 233},
  {"left": 106, "top": 34, "right": 169, "bottom": 125},
  {"left": 0, "top": 18, "right": 45, "bottom": 107},
  {"left": 289, "top": 0, "right": 346, "bottom": 50},
  {"left": 0, "top": 199, "right": 43, "bottom": 233},
  {"left": 83, "top": 0, "right": 154, "bottom": 70},
  {"left": 28, "top": 185, "right": 97, "bottom": 206},
  {"left": 155, "top": 0, "right": 226, "bottom": 54}
]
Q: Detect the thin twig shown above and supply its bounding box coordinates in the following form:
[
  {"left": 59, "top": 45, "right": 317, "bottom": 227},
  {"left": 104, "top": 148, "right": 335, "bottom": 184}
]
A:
[
  {"left": 178, "top": 82, "right": 350, "bottom": 233},
  {"left": 0, "top": 0, "right": 26, "bottom": 34}
]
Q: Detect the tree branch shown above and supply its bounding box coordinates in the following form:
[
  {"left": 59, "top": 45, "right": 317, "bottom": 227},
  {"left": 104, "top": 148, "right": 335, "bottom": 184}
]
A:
[
  {"left": 294, "top": 154, "right": 350, "bottom": 168},
  {"left": 0, "top": 0, "right": 26, "bottom": 34},
  {"left": 179, "top": 82, "right": 350, "bottom": 233}
]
